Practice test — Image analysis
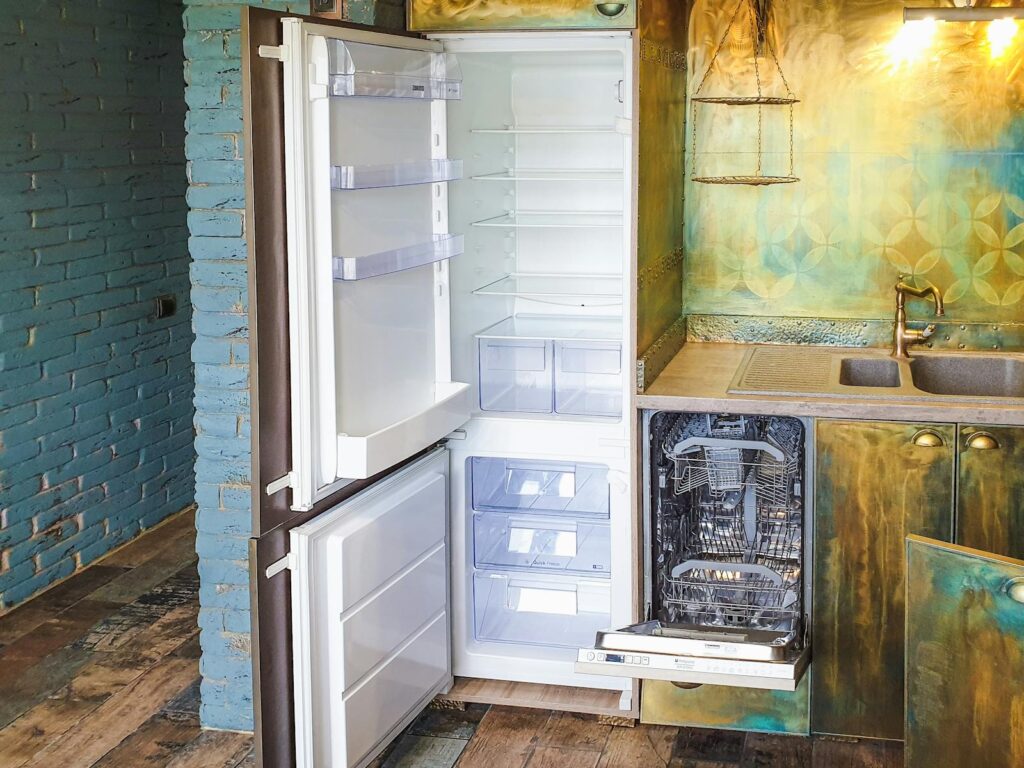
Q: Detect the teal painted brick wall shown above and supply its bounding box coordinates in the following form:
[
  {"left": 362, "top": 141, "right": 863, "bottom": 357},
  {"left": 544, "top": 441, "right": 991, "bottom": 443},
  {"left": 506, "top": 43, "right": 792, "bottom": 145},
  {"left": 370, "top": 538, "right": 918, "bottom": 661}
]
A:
[
  {"left": 184, "top": 0, "right": 403, "bottom": 732},
  {"left": 0, "top": 1, "right": 194, "bottom": 611}
]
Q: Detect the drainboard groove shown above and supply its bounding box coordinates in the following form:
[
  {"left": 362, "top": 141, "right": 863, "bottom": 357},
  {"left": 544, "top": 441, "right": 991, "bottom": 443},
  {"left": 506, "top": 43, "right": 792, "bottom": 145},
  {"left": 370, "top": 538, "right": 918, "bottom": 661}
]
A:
[{"left": 732, "top": 347, "right": 834, "bottom": 394}]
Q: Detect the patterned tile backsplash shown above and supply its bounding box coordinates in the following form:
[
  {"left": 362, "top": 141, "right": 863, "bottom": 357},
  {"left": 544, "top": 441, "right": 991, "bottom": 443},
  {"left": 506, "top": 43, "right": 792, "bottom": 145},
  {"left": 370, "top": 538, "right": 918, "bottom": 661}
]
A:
[{"left": 683, "top": 0, "right": 1024, "bottom": 324}]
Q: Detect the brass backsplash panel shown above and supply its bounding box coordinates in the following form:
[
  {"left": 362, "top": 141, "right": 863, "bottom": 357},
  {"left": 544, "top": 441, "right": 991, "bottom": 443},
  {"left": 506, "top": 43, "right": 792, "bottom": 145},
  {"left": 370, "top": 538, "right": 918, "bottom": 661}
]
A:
[{"left": 683, "top": 0, "right": 1024, "bottom": 324}]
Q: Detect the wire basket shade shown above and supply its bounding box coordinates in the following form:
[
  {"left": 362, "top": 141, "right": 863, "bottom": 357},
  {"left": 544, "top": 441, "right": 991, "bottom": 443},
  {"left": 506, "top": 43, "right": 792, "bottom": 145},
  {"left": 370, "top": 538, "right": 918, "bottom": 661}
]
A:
[{"left": 690, "top": 0, "right": 799, "bottom": 187}]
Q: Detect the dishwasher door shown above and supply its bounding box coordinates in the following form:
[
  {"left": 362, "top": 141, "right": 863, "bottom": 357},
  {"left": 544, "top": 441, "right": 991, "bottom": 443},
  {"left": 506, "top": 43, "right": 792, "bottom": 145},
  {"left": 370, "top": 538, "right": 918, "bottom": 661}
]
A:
[{"left": 576, "top": 412, "right": 810, "bottom": 691}]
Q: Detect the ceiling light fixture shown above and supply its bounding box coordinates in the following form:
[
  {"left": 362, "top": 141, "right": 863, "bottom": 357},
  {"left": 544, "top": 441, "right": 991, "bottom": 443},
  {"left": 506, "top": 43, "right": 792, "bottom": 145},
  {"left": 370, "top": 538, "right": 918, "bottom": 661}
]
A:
[{"left": 904, "top": 3, "right": 1024, "bottom": 22}]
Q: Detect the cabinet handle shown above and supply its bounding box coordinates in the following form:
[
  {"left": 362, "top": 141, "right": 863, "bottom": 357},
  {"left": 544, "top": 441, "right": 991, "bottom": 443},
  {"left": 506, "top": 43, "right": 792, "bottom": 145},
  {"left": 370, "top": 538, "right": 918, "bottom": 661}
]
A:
[
  {"left": 912, "top": 429, "right": 945, "bottom": 448},
  {"left": 966, "top": 432, "right": 1000, "bottom": 451},
  {"left": 1005, "top": 578, "right": 1024, "bottom": 605}
]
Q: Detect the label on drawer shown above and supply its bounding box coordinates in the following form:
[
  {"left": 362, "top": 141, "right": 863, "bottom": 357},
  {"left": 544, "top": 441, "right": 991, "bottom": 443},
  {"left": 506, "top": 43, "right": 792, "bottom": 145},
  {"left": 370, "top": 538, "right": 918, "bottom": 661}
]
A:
[{"left": 509, "top": 584, "right": 578, "bottom": 615}]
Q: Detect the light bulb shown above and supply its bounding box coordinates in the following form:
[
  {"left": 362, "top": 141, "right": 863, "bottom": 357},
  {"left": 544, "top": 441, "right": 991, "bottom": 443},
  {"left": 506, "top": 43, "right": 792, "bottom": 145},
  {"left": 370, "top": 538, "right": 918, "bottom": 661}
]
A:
[
  {"left": 988, "top": 17, "right": 1018, "bottom": 59},
  {"left": 888, "top": 17, "right": 938, "bottom": 67}
]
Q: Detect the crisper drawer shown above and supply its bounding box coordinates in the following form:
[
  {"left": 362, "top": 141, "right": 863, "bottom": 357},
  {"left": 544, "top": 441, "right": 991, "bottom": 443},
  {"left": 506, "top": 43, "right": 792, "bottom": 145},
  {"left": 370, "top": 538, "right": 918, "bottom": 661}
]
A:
[
  {"left": 554, "top": 341, "right": 622, "bottom": 418},
  {"left": 478, "top": 337, "right": 553, "bottom": 414},
  {"left": 473, "top": 571, "right": 611, "bottom": 648},
  {"left": 472, "top": 512, "right": 611, "bottom": 577},
  {"left": 470, "top": 457, "right": 610, "bottom": 518}
]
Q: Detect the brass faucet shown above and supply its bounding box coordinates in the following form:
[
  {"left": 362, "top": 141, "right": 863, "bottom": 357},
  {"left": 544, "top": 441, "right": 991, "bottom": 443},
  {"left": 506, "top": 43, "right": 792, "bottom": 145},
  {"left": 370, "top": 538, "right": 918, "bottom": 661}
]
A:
[{"left": 892, "top": 275, "right": 944, "bottom": 359}]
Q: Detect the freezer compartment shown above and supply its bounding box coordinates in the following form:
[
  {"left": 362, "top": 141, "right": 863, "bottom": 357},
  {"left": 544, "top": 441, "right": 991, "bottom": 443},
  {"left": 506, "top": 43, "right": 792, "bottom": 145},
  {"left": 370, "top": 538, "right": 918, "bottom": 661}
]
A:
[
  {"left": 473, "top": 571, "right": 611, "bottom": 648},
  {"left": 473, "top": 511, "right": 611, "bottom": 577},
  {"left": 470, "top": 457, "right": 610, "bottom": 518}
]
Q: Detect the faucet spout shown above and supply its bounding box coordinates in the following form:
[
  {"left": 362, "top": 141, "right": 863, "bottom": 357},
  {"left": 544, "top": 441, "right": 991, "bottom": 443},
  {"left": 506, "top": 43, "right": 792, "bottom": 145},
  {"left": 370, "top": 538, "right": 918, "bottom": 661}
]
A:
[{"left": 892, "top": 275, "right": 944, "bottom": 359}]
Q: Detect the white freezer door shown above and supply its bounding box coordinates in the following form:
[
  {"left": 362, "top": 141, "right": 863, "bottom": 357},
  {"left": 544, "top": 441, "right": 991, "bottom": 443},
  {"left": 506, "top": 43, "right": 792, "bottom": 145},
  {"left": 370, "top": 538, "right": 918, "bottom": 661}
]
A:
[
  {"left": 290, "top": 448, "right": 452, "bottom": 768},
  {"left": 280, "top": 18, "right": 470, "bottom": 510}
]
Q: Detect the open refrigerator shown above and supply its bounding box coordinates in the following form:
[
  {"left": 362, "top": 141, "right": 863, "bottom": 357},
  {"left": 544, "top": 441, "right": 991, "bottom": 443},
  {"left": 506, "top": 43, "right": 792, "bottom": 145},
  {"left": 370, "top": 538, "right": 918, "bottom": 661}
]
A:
[{"left": 267, "top": 19, "right": 636, "bottom": 768}]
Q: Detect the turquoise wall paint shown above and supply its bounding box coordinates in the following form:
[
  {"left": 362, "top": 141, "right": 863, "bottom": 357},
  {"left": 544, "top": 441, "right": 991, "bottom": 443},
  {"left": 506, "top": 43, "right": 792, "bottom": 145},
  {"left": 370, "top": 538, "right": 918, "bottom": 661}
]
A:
[
  {"left": 0, "top": 1, "right": 194, "bottom": 611},
  {"left": 184, "top": 0, "right": 404, "bottom": 732}
]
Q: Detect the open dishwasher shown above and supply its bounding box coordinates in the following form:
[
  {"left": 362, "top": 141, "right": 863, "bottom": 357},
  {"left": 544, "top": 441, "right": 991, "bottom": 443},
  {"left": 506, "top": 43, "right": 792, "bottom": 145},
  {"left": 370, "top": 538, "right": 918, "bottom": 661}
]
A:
[{"left": 576, "top": 412, "right": 810, "bottom": 690}]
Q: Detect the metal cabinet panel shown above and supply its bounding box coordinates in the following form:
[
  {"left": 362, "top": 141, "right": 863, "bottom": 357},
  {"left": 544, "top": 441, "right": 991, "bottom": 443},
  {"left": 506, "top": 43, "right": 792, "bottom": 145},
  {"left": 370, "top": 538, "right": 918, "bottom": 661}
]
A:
[
  {"left": 408, "top": 0, "right": 637, "bottom": 32},
  {"left": 642, "top": 676, "right": 809, "bottom": 735},
  {"left": 811, "top": 420, "right": 954, "bottom": 739},
  {"left": 905, "top": 536, "right": 1024, "bottom": 768},
  {"left": 957, "top": 425, "right": 1024, "bottom": 560}
]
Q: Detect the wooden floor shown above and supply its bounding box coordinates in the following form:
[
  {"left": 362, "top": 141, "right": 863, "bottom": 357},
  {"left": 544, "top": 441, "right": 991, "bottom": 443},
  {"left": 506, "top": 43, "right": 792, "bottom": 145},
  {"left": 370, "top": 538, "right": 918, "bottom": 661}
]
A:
[{"left": 0, "top": 509, "right": 903, "bottom": 768}]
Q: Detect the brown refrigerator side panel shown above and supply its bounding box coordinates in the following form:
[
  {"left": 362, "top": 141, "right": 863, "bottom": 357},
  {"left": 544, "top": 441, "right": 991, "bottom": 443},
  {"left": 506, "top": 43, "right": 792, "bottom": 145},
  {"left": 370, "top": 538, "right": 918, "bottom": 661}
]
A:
[{"left": 243, "top": 8, "right": 429, "bottom": 766}]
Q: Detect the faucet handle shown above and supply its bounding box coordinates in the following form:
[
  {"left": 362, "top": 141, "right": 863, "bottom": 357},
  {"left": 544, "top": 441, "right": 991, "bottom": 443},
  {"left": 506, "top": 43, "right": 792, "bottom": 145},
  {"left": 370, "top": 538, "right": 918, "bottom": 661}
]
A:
[{"left": 922, "top": 323, "right": 936, "bottom": 339}]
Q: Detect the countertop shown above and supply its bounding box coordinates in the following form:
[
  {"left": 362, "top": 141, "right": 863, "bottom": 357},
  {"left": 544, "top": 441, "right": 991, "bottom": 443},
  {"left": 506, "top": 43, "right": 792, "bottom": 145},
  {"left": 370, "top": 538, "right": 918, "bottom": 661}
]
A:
[{"left": 637, "top": 342, "right": 1024, "bottom": 426}]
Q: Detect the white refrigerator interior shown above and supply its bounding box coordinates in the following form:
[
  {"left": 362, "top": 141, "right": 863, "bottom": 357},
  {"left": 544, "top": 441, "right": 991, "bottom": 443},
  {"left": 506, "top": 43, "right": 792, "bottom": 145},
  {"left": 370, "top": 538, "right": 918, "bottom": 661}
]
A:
[{"left": 279, "top": 19, "right": 635, "bottom": 767}]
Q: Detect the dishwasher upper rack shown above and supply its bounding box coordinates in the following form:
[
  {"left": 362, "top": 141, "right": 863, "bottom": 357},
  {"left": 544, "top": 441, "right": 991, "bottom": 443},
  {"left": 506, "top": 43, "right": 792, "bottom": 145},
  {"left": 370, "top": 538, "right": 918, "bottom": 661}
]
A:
[
  {"left": 666, "top": 436, "right": 799, "bottom": 502},
  {"left": 693, "top": 502, "right": 803, "bottom": 561}
]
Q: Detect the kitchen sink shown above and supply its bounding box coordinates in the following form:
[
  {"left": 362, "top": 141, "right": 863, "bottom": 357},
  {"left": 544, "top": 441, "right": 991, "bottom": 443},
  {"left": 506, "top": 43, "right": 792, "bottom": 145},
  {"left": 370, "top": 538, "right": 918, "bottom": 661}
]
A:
[
  {"left": 838, "top": 358, "right": 901, "bottom": 388},
  {"left": 730, "top": 347, "right": 1024, "bottom": 402},
  {"left": 909, "top": 355, "right": 1024, "bottom": 398}
]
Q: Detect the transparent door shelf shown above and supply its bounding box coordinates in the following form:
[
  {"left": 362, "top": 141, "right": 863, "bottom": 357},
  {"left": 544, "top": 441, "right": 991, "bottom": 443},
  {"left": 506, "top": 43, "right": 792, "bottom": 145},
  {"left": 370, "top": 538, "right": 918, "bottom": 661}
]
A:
[
  {"left": 473, "top": 511, "right": 612, "bottom": 577},
  {"left": 333, "top": 234, "right": 464, "bottom": 281},
  {"left": 469, "top": 457, "right": 610, "bottom": 518},
  {"left": 473, "top": 571, "right": 611, "bottom": 648},
  {"left": 472, "top": 170, "right": 623, "bottom": 182},
  {"left": 471, "top": 126, "right": 618, "bottom": 135},
  {"left": 327, "top": 39, "right": 462, "bottom": 100},
  {"left": 473, "top": 274, "right": 623, "bottom": 301},
  {"left": 477, "top": 315, "right": 622, "bottom": 342},
  {"left": 331, "top": 159, "right": 463, "bottom": 190},
  {"left": 472, "top": 212, "right": 623, "bottom": 229}
]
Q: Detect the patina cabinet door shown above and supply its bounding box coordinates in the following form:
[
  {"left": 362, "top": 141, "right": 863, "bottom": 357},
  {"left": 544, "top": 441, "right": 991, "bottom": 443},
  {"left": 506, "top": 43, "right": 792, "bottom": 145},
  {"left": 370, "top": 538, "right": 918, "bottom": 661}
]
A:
[
  {"left": 812, "top": 420, "right": 955, "bottom": 740},
  {"left": 905, "top": 536, "right": 1024, "bottom": 768},
  {"left": 408, "top": 0, "right": 637, "bottom": 32},
  {"left": 957, "top": 425, "right": 1024, "bottom": 560}
]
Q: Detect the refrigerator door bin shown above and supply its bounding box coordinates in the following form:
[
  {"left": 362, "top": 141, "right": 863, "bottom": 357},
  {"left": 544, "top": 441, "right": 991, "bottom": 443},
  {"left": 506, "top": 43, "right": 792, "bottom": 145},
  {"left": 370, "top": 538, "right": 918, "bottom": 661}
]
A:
[
  {"left": 333, "top": 234, "right": 464, "bottom": 281},
  {"left": 478, "top": 338, "right": 553, "bottom": 414},
  {"left": 472, "top": 511, "right": 611, "bottom": 577},
  {"left": 473, "top": 571, "right": 611, "bottom": 648},
  {"left": 554, "top": 341, "right": 622, "bottom": 418},
  {"left": 330, "top": 159, "right": 463, "bottom": 189},
  {"left": 336, "top": 381, "right": 470, "bottom": 480},
  {"left": 327, "top": 38, "right": 462, "bottom": 100},
  {"left": 470, "top": 457, "right": 610, "bottom": 518}
]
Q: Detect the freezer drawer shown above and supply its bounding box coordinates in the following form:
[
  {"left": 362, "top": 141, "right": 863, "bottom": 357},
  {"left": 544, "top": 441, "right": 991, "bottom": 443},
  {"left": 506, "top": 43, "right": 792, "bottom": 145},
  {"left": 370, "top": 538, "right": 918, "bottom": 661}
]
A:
[
  {"left": 472, "top": 511, "right": 611, "bottom": 577},
  {"left": 473, "top": 571, "right": 611, "bottom": 648},
  {"left": 470, "top": 457, "right": 610, "bottom": 518}
]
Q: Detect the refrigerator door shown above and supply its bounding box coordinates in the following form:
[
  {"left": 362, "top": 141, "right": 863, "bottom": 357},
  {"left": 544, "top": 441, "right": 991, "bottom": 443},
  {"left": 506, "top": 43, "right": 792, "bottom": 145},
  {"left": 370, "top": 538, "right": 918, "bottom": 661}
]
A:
[
  {"left": 290, "top": 448, "right": 452, "bottom": 768},
  {"left": 281, "top": 19, "right": 470, "bottom": 510}
]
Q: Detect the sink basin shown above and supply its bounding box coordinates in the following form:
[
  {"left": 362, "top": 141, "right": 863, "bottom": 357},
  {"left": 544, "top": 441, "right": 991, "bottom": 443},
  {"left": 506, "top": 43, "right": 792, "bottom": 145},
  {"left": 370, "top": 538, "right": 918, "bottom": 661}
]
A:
[
  {"left": 839, "top": 358, "right": 901, "bottom": 388},
  {"left": 909, "top": 355, "right": 1024, "bottom": 398}
]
